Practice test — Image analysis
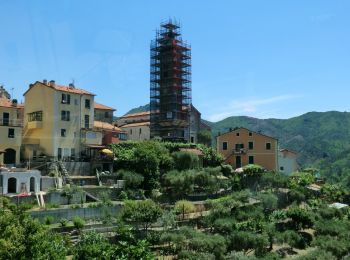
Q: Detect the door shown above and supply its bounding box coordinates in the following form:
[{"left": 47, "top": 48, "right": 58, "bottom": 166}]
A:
[
  {"left": 235, "top": 156, "right": 242, "bottom": 169},
  {"left": 4, "top": 148, "right": 16, "bottom": 165},
  {"left": 3, "top": 112, "right": 9, "bottom": 126}
]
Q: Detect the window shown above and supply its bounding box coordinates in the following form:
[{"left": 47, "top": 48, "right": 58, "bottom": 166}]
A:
[
  {"left": 57, "top": 148, "right": 62, "bottom": 160},
  {"left": 85, "top": 99, "right": 90, "bottom": 109},
  {"left": 61, "top": 93, "right": 70, "bottom": 104},
  {"left": 71, "top": 149, "right": 75, "bottom": 159},
  {"left": 235, "top": 143, "right": 244, "bottom": 150},
  {"left": 139, "top": 128, "right": 142, "bottom": 134},
  {"left": 61, "top": 129, "right": 66, "bottom": 137},
  {"left": 74, "top": 99, "right": 78, "bottom": 105},
  {"left": 266, "top": 142, "right": 271, "bottom": 150},
  {"left": 118, "top": 132, "right": 127, "bottom": 140},
  {"left": 28, "top": 111, "right": 43, "bottom": 122},
  {"left": 249, "top": 156, "right": 254, "bottom": 164},
  {"left": 8, "top": 128, "right": 15, "bottom": 138},
  {"left": 236, "top": 132, "right": 240, "bottom": 136},
  {"left": 61, "top": 111, "right": 70, "bottom": 121},
  {"left": 222, "top": 142, "right": 228, "bottom": 150},
  {"left": 280, "top": 166, "right": 284, "bottom": 171},
  {"left": 130, "top": 129, "right": 132, "bottom": 135},
  {"left": 249, "top": 132, "right": 253, "bottom": 136},
  {"left": 2, "top": 112, "right": 9, "bottom": 126},
  {"left": 84, "top": 115, "right": 90, "bottom": 128},
  {"left": 104, "top": 111, "right": 109, "bottom": 118},
  {"left": 248, "top": 141, "right": 254, "bottom": 150}
]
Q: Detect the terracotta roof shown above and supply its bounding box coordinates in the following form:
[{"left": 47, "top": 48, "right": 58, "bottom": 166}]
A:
[
  {"left": 217, "top": 127, "right": 278, "bottom": 141},
  {"left": 0, "top": 97, "right": 24, "bottom": 109},
  {"left": 94, "top": 121, "right": 121, "bottom": 132},
  {"left": 23, "top": 81, "right": 95, "bottom": 96},
  {"left": 121, "top": 111, "right": 150, "bottom": 118},
  {"left": 280, "top": 148, "right": 298, "bottom": 155},
  {"left": 120, "top": 122, "right": 150, "bottom": 128},
  {"left": 94, "top": 102, "right": 116, "bottom": 111}
]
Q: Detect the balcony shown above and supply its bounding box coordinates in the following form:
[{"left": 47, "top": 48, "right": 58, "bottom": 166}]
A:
[
  {"left": 233, "top": 148, "right": 247, "bottom": 155},
  {"left": 27, "top": 121, "right": 43, "bottom": 129},
  {"left": 0, "top": 118, "right": 23, "bottom": 127}
]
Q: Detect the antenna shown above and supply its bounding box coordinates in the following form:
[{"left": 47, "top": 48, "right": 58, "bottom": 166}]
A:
[{"left": 10, "top": 87, "right": 14, "bottom": 99}]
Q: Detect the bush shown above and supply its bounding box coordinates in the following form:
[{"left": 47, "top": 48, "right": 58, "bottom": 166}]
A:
[
  {"left": 117, "top": 169, "right": 144, "bottom": 189},
  {"left": 59, "top": 218, "right": 68, "bottom": 227},
  {"left": 73, "top": 216, "right": 85, "bottom": 230},
  {"left": 175, "top": 200, "right": 196, "bottom": 217},
  {"left": 221, "top": 164, "right": 233, "bottom": 176},
  {"left": 44, "top": 215, "right": 54, "bottom": 225},
  {"left": 172, "top": 151, "right": 199, "bottom": 171}
]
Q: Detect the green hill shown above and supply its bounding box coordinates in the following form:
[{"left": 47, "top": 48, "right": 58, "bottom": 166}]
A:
[{"left": 209, "top": 111, "right": 350, "bottom": 183}]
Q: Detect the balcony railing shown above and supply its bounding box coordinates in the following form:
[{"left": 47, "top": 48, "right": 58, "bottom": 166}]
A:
[
  {"left": 0, "top": 118, "right": 23, "bottom": 127},
  {"left": 233, "top": 148, "right": 247, "bottom": 155}
]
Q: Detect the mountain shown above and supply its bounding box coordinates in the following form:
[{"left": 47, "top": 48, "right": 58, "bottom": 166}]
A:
[
  {"left": 124, "top": 105, "right": 350, "bottom": 175},
  {"left": 210, "top": 111, "right": 350, "bottom": 165},
  {"left": 124, "top": 104, "right": 150, "bottom": 115}
]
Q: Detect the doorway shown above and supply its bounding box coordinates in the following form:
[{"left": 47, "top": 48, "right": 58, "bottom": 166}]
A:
[
  {"left": 8, "top": 177, "right": 17, "bottom": 193},
  {"left": 235, "top": 156, "right": 242, "bottom": 169}
]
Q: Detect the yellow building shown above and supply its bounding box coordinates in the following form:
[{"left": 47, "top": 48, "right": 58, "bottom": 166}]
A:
[
  {"left": 22, "top": 80, "right": 97, "bottom": 161},
  {"left": 217, "top": 127, "right": 278, "bottom": 171},
  {"left": 0, "top": 94, "right": 23, "bottom": 165}
]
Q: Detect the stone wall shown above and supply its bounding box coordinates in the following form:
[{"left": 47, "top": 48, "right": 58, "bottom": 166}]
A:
[{"left": 29, "top": 204, "right": 122, "bottom": 223}]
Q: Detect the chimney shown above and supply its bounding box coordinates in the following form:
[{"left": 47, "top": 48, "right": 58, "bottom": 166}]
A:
[
  {"left": 43, "top": 79, "right": 47, "bottom": 85},
  {"left": 12, "top": 99, "right": 18, "bottom": 107},
  {"left": 49, "top": 80, "right": 55, "bottom": 87},
  {"left": 69, "top": 83, "right": 75, "bottom": 89}
]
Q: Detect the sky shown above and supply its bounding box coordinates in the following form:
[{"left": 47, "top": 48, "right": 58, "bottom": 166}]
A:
[{"left": 0, "top": 0, "right": 349, "bottom": 122}]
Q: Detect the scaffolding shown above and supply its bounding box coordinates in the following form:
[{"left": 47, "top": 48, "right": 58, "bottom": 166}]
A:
[{"left": 150, "top": 19, "right": 192, "bottom": 142}]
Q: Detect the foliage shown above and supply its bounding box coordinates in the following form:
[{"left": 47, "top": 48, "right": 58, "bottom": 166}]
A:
[
  {"left": 172, "top": 151, "right": 200, "bottom": 171},
  {"left": 197, "top": 130, "right": 212, "bottom": 146},
  {"left": 243, "top": 164, "right": 265, "bottom": 176},
  {"left": 59, "top": 218, "right": 68, "bottom": 227},
  {"left": 61, "top": 185, "right": 84, "bottom": 205},
  {"left": 296, "top": 249, "right": 336, "bottom": 260},
  {"left": 122, "top": 199, "right": 162, "bottom": 232},
  {"left": 0, "top": 202, "right": 70, "bottom": 259},
  {"left": 175, "top": 200, "right": 196, "bottom": 218},
  {"left": 286, "top": 206, "right": 314, "bottom": 230},
  {"left": 44, "top": 215, "right": 54, "bottom": 225},
  {"left": 117, "top": 169, "right": 144, "bottom": 189},
  {"left": 73, "top": 216, "right": 85, "bottom": 230},
  {"left": 228, "top": 231, "right": 269, "bottom": 256},
  {"left": 221, "top": 164, "right": 233, "bottom": 176},
  {"left": 257, "top": 193, "right": 278, "bottom": 214}
]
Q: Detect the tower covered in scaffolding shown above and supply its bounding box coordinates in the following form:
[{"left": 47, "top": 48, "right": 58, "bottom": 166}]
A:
[{"left": 150, "top": 20, "right": 192, "bottom": 142}]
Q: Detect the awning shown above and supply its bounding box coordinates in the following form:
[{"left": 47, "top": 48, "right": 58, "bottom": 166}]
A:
[{"left": 101, "top": 148, "right": 113, "bottom": 155}]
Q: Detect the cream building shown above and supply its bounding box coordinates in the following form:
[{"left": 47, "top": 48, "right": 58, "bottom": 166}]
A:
[
  {"left": 22, "top": 80, "right": 98, "bottom": 161},
  {"left": 278, "top": 149, "right": 298, "bottom": 175},
  {"left": 0, "top": 88, "right": 23, "bottom": 165}
]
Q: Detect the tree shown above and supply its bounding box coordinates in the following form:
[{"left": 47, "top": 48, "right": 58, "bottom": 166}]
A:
[
  {"left": 122, "top": 200, "right": 163, "bottom": 233},
  {"left": 73, "top": 231, "right": 112, "bottom": 259},
  {"left": 286, "top": 207, "right": 314, "bottom": 231},
  {"left": 175, "top": 200, "right": 196, "bottom": 220},
  {"left": 0, "top": 202, "right": 69, "bottom": 260},
  {"left": 172, "top": 151, "right": 199, "bottom": 171},
  {"left": 197, "top": 130, "right": 212, "bottom": 146}
]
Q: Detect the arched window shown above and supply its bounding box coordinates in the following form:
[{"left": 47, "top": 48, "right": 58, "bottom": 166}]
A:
[{"left": 4, "top": 148, "right": 16, "bottom": 165}]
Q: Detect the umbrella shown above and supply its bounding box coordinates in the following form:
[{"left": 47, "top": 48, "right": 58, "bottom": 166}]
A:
[
  {"left": 101, "top": 148, "right": 113, "bottom": 155},
  {"left": 235, "top": 167, "right": 244, "bottom": 173}
]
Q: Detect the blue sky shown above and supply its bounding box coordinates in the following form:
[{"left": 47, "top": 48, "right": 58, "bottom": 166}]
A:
[{"left": 0, "top": 1, "right": 349, "bottom": 122}]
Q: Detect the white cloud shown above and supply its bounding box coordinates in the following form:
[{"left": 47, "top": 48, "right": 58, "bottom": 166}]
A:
[{"left": 207, "top": 95, "right": 300, "bottom": 122}]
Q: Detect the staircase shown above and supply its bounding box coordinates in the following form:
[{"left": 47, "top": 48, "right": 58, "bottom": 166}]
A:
[{"left": 57, "top": 161, "right": 72, "bottom": 185}]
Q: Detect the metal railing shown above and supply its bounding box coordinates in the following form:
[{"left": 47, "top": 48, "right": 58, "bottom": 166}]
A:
[{"left": 0, "top": 118, "right": 23, "bottom": 127}]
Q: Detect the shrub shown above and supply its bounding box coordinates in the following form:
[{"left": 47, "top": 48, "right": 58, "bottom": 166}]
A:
[
  {"left": 44, "top": 215, "right": 54, "bottom": 225},
  {"left": 221, "top": 164, "right": 233, "bottom": 176},
  {"left": 117, "top": 169, "right": 144, "bottom": 189},
  {"left": 175, "top": 200, "right": 196, "bottom": 217},
  {"left": 59, "top": 218, "right": 68, "bottom": 227},
  {"left": 73, "top": 216, "right": 85, "bottom": 230},
  {"left": 172, "top": 151, "right": 199, "bottom": 171}
]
